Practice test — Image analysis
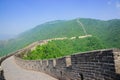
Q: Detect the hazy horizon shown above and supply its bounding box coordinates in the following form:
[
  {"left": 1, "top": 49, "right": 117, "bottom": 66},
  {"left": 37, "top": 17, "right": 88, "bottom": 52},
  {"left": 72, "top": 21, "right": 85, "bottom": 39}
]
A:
[{"left": 0, "top": 0, "right": 120, "bottom": 39}]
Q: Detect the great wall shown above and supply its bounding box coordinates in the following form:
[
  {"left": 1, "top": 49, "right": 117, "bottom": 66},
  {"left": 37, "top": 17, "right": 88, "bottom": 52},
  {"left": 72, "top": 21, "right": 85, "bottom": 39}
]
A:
[{"left": 0, "top": 37, "right": 120, "bottom": 80}]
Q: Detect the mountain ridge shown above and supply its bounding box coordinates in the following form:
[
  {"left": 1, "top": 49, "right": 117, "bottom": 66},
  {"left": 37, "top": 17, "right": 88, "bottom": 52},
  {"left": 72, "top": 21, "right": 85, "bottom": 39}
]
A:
[{"left": 0, "top": 18, "right": 120, "bottom": 56}]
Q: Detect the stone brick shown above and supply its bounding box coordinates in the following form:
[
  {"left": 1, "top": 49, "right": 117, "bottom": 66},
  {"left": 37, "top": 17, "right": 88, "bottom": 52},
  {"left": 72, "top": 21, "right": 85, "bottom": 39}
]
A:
[{"left": 14, "top": 47, "right": 120, "bottom": 80}]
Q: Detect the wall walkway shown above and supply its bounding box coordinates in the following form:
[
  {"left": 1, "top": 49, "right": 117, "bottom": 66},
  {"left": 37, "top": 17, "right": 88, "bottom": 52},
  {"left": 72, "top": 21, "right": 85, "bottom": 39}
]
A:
[
  {"left": 1, "top": 56, "right": 57, "bottom": 80},
  {"left": 14, "top": 48, "right": 120, "bottom": 80}
]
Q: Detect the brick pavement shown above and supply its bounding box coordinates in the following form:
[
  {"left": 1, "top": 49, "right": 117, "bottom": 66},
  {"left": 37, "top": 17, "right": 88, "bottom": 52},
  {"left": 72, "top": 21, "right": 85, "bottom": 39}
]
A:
[{"left": 1, "top": 56, "right": 57, "bottom": 80}]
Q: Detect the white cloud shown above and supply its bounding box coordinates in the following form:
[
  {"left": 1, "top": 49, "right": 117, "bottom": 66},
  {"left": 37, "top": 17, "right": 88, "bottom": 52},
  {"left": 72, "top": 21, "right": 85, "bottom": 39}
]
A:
[
  {"left": 107, "top": 1, "right": 112, "bottom": 5},
  {"left": 107, "top": 0, "right": 113, "bottom": 5},
  {"left": 116, "top": 1, "right": 120, "bottom": 8},
  {"left": 107, "top": 0, "right": 120, "bottom": 9}
]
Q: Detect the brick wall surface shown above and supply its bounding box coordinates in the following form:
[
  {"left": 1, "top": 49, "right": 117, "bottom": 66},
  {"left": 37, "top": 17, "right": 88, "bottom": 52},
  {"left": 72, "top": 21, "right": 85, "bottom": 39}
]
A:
[
  {"left": 14, "top": 48, "right": 120, "bottom": 80},
  {"left": 0, "top": 49, "right": 21, "bottom": 80}
]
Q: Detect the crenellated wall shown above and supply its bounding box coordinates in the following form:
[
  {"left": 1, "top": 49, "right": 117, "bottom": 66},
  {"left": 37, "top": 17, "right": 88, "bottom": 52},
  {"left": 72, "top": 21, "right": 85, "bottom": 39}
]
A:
[
  {"left": 0, "top": 51, "right": 19, "bottom": 80},
  {"left": 0, "top": 47, "right": 28, "bottom": 80},
  {"left": 14, "top": 48, "right": 120, "bottom": 80},
  {"left": 0, "top": 38, "right": 119, "bottom": 80}
]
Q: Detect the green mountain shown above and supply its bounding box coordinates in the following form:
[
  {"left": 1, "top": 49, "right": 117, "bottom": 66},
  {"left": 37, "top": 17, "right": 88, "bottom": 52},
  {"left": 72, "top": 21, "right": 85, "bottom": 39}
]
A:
[
  {"left": 24, "top": 37, "right": 106, "bottom": 60},
  {"left": 0, "top": 18, "right": 120, "bottom": 56}
]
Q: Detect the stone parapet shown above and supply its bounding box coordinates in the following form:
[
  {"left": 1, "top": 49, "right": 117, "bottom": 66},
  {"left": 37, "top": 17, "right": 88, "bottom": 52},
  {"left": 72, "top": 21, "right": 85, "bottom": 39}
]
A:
[{"left": 14, "top": 48, "right": 120, "bottom": 80}]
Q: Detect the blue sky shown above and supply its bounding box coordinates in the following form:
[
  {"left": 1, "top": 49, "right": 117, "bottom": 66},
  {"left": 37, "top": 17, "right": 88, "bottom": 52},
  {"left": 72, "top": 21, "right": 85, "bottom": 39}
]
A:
[{"left": 0, "top": 0, "right": 120, "bottom": 35}]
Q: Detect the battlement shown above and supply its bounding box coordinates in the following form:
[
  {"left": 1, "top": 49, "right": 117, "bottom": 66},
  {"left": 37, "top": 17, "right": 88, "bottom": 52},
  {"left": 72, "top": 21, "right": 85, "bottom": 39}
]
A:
[
  {"left": 1, "top": 39, "right": 120, "bottom": 80},
  {"left": 14, "top": 47, "right": 120, "bottom": 80}
]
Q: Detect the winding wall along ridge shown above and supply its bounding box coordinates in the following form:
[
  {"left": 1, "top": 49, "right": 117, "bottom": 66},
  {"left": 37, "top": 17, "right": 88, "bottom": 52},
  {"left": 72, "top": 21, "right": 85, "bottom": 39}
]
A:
[
  {"left": 0, "top": 39, "right": 61, "bottom": 80},
  {"left": 0, "top": 50, "right": 21, "bottom": 80},
  {"left": 14, "top": 40, "right": 120, "bottom": 80}
]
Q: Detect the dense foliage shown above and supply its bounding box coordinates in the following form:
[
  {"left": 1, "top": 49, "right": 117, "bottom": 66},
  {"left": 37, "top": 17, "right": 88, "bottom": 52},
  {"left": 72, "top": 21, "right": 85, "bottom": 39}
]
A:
[
  {"left": 0, "top": 18, "right": 120, "bottom": 57},
  {"left": 23, "top": 37, "right": 106, "bottom": 60}
]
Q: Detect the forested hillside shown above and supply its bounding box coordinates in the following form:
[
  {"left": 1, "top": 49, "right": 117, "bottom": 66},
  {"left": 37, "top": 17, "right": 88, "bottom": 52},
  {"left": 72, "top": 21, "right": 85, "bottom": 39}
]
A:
[
  {"left": 23, "top": 37, "right": 106, "bottom": 60},
  {"left": 0, "top": 18, "right": 120, "bottom": 56}
]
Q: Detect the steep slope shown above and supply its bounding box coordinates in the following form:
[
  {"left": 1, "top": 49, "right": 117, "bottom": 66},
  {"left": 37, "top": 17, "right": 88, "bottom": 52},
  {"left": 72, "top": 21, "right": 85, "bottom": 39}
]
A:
[
  {"left": 0, "top": 18, "right": 120, "bottom": 56},
  {"left": 106, "top": 19, "right": 120, "bottom": 48},
  {"left": 24, "top": 37, "right": 106, "bottom": 60}
]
